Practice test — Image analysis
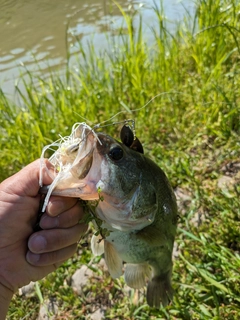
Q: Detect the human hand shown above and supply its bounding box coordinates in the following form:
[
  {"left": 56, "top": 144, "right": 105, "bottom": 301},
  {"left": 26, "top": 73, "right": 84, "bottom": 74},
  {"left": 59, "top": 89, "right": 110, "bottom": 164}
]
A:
[{"left": 0, "top": 159, "right": 87, "bottom": 315}]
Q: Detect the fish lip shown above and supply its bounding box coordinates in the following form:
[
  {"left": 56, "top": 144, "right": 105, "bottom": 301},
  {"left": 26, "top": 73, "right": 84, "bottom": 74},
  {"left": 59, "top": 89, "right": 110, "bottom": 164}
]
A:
[
  {"left": 39, "top": 185, "right": 86, "bottom": 197},
  {"left": 39, "top": 185, "right": 99, "bottom": 200}
]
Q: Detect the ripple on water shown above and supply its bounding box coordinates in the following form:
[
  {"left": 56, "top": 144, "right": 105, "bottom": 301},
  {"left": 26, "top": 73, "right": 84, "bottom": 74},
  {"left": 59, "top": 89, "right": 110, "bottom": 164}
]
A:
[{"left": 0, "top": 0, "right": 194, "bottom": 96}]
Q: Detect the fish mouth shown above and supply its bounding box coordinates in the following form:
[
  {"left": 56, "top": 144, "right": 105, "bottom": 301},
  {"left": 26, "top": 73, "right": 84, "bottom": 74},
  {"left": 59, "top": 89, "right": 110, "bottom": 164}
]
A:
[
  {"left": 40, "top": 125, "right": 103, "bottom": 206},
  {"left": 42, "top": 151, "right": 100, "bottom": 199},
  {"left": 40, "top": 150, "right": 94, "bottom": 198}
]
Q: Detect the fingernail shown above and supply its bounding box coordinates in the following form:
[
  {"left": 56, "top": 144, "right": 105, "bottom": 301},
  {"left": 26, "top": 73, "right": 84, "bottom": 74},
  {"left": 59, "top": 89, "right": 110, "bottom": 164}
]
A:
[
  {"left": 26, "top": 251, "right": 40, "bottom": 264},
  {"left": 47, "top": 200, "right": 63, "bottom": 216},
  {"left": 30, "top": 235, "right": 47, "bottom": 252}
]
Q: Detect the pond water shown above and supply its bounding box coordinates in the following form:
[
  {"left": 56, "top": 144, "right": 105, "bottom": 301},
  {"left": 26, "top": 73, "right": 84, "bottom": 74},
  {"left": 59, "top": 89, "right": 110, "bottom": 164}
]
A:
[{"left": 0, "top": 0, "right": 194, "bottom": 96}]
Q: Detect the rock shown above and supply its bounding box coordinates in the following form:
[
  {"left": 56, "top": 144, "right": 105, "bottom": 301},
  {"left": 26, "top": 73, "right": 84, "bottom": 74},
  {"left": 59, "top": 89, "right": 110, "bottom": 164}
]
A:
[
  {"left": 172, "top": 241, "right": 180, "bottom": 259},
  {"left": 174, "top": 187, "right": 192, "bottom": 214},
  {"left": 217, "top": 175, "right": 234, "bottom": 190},
  {"left": 37, "top": 298, "right": 58, "bottom": 320},
  {"left": 122, "top": 283, "right": 133, "bottom": 297},
  {"left": 71, "top": 265, "right": 94, "bottom": 295},
  {"left": 89, "top": 308, "right": 105, "bottom": 320},
  {"left": 175, "top": 187, "right": 192, "bottom": 202},
  {"left": 18, "top": 281, "right": 36, "bottom": 297},
  {"left": 221, "top": 161, "right": 240, "bottom": 176},
  {"left": 97, "top": 258, "right": 108, "bottom": 273},
  {"left": 189, "top": 209, "right": 205, "bottom": 227}
]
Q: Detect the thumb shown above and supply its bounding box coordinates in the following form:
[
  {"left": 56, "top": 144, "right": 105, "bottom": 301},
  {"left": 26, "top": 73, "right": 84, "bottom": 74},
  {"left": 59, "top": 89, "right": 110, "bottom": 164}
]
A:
[{"left": 2, "top": 159, "right": 54, "bottom": 197}]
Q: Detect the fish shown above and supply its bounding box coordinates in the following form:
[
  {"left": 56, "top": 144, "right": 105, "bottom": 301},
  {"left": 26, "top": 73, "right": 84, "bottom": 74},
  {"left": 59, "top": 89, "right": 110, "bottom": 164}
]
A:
[{"left": 40, "top": 122, "right": 178, "bottom": 308}]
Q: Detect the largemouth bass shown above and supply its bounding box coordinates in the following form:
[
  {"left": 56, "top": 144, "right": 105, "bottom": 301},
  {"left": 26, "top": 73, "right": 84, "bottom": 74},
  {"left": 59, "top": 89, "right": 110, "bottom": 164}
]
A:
[{"left": 40, "top": 122, "right": 178, "bottom": 308}]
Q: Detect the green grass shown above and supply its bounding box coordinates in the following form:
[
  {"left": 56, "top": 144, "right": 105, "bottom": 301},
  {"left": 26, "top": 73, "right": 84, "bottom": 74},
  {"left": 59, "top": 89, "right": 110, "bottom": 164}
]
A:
[{"left": 1, "top": 0, "right": 240, "bottom": 319}]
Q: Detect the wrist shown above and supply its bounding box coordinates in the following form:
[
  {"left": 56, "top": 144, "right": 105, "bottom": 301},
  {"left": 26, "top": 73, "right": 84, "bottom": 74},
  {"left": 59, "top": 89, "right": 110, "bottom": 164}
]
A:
[{"left": 0, "top": 282, "right": 13, "bottom": 320}]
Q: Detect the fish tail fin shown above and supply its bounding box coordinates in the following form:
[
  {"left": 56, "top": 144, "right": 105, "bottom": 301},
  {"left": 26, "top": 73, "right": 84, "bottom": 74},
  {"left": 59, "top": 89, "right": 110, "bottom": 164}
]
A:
[
  {"left": 147, "top": 268, "right": 174, "bottom": 308},
  {"left": 124, "top": 263, "right": 152, "bottom": 289}
]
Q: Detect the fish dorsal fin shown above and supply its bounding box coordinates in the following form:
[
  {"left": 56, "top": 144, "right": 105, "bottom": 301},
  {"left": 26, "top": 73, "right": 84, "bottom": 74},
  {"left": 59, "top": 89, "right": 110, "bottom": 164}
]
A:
[
  {"left": 130, "top": 137, "right": 144, "bottom": 154},
  {"left": 124, "top": 263, "right": 152, "bottom": 289},
  {"left": 120, "top": 125, "right": 134, "bottom": 147},
  {"left": 104, "top": 240, "right": 123, "bottom": 278},
  {"left": 91, "top": 234, "right": 105, "bottom": 256},
  {"left": 120, "top": 125, "right": 144, "bottom": 154}
]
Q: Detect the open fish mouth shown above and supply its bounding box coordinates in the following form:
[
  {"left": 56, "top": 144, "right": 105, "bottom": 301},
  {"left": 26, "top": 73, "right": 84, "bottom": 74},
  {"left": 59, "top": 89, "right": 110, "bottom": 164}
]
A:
[{"left": 39, "top": 123, "right": 102, "bottom": 211}]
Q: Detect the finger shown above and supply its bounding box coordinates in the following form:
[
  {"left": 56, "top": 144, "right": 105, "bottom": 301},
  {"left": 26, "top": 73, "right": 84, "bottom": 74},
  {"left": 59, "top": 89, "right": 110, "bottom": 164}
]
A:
[
  {"left": 24, "top": 159, "right": 55, "bottom": 196},
  {"left": 26, "top": 244, "right": 77, "bottom": 266},
  {"left": 46, "top": 196, "right": 79, "bottom": 217},
  {"left": 39, "top": 158, "right": 60, "bottom": 187},
  {"left": 40, "top": 204, "right": 85, "bottom": 229},
  {"left": 2, "top": 159, "right": 54, "bottom": 197},
  {"left": 28, "top": 224, "right": 86, "bottom": 254}
]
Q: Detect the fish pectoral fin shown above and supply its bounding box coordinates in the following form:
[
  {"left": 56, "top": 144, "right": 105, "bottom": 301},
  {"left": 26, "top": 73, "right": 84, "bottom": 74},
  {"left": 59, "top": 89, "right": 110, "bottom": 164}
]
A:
[
  {"left": 124, "top": 263, "right": 152, "bottom": 289},
  {"left": 104, "top": 240, "right": 123, "bottom": 279},
  {"left": 136, "top": 225, "right": 167, "bottom": 246},
  {"left": 146, "top": 269, "right": 174, "bottom": 308},
  {"left": 91, "top": 234, "right": 105, "bottom": 256}
]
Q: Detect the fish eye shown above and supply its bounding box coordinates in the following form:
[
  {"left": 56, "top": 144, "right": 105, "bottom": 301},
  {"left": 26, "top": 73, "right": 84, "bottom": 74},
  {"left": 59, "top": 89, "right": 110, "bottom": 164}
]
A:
[{"left": 108, "top": 146, "right": 124, "bottom": 161}]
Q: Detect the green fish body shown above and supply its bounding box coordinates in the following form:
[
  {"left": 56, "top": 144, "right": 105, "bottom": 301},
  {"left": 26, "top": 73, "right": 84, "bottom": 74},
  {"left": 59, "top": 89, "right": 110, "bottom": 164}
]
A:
[{"left": 42, "top": 124, "right": 178, "bottom": 307}]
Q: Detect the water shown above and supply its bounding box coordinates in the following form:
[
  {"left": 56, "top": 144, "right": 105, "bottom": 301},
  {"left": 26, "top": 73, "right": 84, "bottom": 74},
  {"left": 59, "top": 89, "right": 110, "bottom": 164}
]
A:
[{"left": 0, "top": 0, "right": 194, "bottom": 96}]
